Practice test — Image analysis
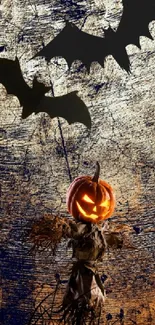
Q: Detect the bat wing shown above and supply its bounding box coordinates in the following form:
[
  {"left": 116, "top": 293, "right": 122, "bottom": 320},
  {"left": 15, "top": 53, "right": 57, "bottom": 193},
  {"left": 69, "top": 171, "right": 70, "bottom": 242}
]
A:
[
  {"left": 34, "top": 91, "right": 91, "bottom": 129},
  {"left": 32, "top": 2, "right": 155, "bottom": 72},
  {"left": 32, "top": 21, "right": 108, "bottom": 72},
  {"left": 103, "top": 0, "right": 155, "bottom": 72},
  {"left": 116, "top": 0, "right": 155, "bottom": 48},
  {"left": 0, "top": 58, "right": 31, "bottom": 106}
]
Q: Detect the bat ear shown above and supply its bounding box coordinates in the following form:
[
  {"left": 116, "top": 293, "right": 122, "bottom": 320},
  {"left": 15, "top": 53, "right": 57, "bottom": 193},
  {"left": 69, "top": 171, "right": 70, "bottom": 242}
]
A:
[
  {"left": 64, "top": 20, "right": 76, "bottom": 30},
  {"left": 64, "top": 20, "right": 72, "bottom": 28},
  {"left": 14, "top": 57, "right": 21, "bottom": 68},
  {"left": 33, "top": 77, "right": 51, "bottom": 94},
  {"left": 64, "top": 19, "right": 69, "bottom": 25},
  {"left": 104, "top": 27, "right": 115, "bottom": 39}
]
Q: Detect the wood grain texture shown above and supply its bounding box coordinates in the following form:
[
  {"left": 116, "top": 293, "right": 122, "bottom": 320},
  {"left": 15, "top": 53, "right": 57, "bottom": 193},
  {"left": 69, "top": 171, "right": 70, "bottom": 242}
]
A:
[{"left": 0, "top": 0, "right": 155, "bottom": 324}]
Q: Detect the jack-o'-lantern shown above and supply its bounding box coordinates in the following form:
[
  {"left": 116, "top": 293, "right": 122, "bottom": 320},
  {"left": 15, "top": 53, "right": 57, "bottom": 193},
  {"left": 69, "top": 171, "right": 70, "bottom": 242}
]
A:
[{"left": 66, "top": 162, "right": 116, "bottom": 223}]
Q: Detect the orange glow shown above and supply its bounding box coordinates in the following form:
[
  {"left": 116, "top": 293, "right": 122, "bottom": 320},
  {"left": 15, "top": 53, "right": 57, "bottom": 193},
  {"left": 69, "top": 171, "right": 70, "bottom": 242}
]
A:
[
  {"left": 99, "top": 199, "right": 110, "bottom": 208},
  {"left": 93, "top": 206, "right": 97, "bottom": 212},
  {"left": 82, "top": 194, "right": 94, "bottom": 203},
  {"left": 76, "top": 201, "right": 98, "bottom": 220}
]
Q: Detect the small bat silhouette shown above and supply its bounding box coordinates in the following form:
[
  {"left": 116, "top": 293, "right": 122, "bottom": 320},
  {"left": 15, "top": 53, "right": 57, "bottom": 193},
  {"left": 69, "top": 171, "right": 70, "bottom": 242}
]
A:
[
  {"left": 0, "top": 58, "right": 91, "bottom": 128},
  {"left": 32, "top": 0, "right": 155, "bottom": 72}
]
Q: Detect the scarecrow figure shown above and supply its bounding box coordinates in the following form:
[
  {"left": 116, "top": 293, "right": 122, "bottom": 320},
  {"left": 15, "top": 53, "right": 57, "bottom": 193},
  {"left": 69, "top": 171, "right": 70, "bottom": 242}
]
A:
[
  {"left": 30, "top": 162, "right": 130, "bottom": 324},
  {"left": 61, "top": 162, "right": 121, "bottom": 324}
]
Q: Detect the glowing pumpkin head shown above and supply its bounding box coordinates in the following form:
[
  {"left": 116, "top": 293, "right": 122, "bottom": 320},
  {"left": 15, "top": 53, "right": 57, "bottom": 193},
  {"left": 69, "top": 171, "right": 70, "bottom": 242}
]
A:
[{"left": 66, "top": 162, "right": 116, "bottom": 223}]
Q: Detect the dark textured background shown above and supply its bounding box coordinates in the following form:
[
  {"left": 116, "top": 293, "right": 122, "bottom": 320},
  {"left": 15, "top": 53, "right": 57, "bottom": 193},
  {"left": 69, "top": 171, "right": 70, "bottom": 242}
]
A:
[{"left": 0, "top": 0, "right": 155, "bottom": 324}]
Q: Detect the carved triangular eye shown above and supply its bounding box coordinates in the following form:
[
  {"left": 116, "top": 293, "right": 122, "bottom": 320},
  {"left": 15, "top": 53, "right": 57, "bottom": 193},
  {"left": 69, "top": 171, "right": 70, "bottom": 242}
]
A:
[
  {"left": 82, "top": 194, "right": 94, "bottom": 203},
  {"left": 99, "top": 199, "right": 110, "bottom": 208}
]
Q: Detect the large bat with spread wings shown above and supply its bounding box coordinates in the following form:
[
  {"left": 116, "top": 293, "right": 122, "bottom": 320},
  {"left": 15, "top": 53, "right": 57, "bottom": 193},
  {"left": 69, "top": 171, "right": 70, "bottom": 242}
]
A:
[
  {"left": 0, "top": 58, "right": 91, "bottom": 128},
  {"left": 32, "top": 0, "right": 155, "bottom": 72}
]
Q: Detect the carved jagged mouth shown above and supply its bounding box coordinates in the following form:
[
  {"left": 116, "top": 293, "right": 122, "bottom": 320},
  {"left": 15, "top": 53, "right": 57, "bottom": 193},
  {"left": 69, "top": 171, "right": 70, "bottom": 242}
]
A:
[
  {"left": 76, "top": 202, "right": 98, "bottom": 220},
  {"left": 76, "top": 201, "right": 110, "bottom": 220}
]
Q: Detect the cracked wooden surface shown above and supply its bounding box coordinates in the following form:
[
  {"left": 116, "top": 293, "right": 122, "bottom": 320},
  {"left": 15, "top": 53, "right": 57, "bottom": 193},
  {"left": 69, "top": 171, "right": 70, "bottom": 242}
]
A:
[{"left": 0, "top": 0, "right": 155, "bottom": 324}]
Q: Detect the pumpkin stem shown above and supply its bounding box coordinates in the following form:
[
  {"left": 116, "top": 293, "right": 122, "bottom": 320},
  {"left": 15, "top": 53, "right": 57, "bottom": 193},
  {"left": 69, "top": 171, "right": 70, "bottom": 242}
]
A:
[{"left": 92, "top": 161, "right": 100, "bottom": 183}]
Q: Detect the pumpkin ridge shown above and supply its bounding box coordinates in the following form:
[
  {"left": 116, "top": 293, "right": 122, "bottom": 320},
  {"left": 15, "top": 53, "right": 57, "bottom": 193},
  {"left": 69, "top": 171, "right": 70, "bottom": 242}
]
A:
[
  {"left": 70, "top": 179, "right": 90, "bottom": 217},
  {"left": 66, "top": 176, "right": 90, "bottom": 210},
  {"left": 67, "top": 177, "right": 92, "bottom": 215}
]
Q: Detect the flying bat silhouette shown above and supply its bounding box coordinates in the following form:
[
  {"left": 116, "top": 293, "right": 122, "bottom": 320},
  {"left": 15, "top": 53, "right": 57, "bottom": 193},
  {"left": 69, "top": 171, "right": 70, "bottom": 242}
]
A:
[
  {"left": 0, "top": 58, "right": 91, "bottom": 128},
  {"left": 32, "top": 0, "right": 155, "bottom": 72}
]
